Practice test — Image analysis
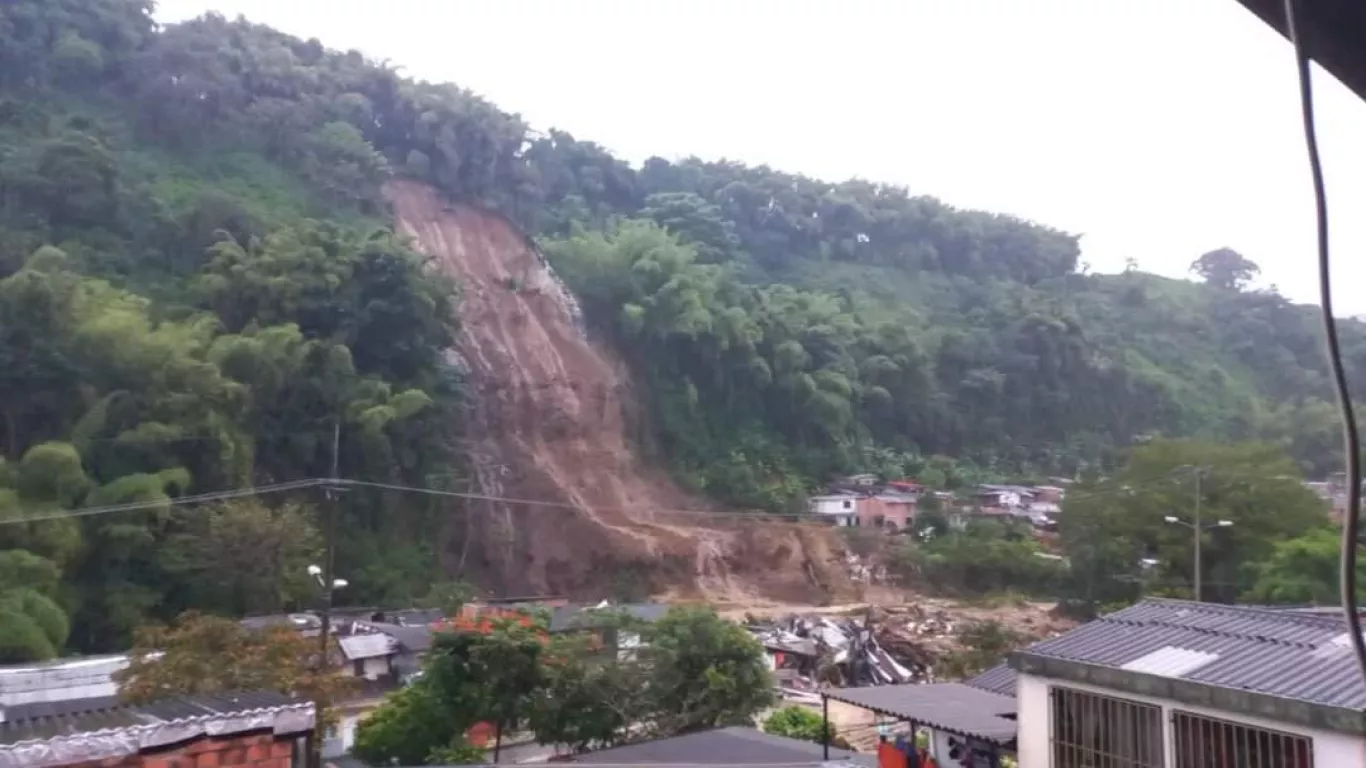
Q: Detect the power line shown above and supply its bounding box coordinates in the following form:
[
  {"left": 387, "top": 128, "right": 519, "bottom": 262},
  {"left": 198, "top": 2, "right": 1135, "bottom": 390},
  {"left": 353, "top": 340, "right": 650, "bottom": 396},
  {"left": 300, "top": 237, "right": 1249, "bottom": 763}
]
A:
[
  {"left": 0, "top": 479, "right": 326, "bottom": 526},
  {"left": 342, "top": 479, "right": 816, "bottom": 519},
  {"left": 0, "top": 477, "right": 819, "bottom": 527},
  {"left": 1281, "top": 0, "right": 1366, "bottom": 687}
]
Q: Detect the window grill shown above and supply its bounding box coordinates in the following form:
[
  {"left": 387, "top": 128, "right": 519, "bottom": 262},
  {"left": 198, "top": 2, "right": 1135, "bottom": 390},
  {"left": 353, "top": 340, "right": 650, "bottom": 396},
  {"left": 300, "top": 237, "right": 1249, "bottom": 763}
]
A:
[
  {"left": 1172, "top": 711, "right": 1312, "bottom": 768},
  {"left": 1051, "top": 686, "right": 1164, "bottom": 767}
]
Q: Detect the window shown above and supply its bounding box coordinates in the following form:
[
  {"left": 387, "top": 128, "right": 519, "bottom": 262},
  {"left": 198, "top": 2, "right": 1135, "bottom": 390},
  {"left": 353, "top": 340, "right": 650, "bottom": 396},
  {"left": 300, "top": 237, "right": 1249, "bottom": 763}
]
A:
[
  {"left": 842, "top": 500, "right": 852, "bottom": 509},
  {"left": 1051, "top": 687, "right": 1164, "bottom": 767},
  {"left": 1172, "top": 711, "right": 1312, "bottom": 768}
]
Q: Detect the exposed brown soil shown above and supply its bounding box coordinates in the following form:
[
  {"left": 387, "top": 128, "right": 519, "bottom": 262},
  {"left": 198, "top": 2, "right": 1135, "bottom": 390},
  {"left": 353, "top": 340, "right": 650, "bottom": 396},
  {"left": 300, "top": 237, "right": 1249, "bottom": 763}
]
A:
[{"left": 386, "top": 180, "right": 852, "bottom": 602}]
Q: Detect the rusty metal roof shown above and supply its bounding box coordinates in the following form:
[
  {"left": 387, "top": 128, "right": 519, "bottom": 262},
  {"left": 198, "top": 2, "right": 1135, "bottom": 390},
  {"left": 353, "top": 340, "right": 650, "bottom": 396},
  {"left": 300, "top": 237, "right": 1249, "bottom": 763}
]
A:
[{"left": 1017, "top": 598, "right": 1366, "bottom": 710}]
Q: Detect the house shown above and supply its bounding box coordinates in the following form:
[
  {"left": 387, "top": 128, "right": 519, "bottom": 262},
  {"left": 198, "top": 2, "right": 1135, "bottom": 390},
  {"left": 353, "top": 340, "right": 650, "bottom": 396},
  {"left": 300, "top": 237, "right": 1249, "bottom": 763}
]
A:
[
  {"left": 809, "top": 493, "right": 860, "bottom": 526},
  {"left": 1031, "top": 485, "right": 1065, "bottom": 504},
  {"left": 0, "top": 690, "right": 314, "bottom": 768},
  {"left": 860, "top": 491, "right": 918, "bottom": 530},
  {"left": 976, "top": 484, "right": 1034, "bottom": 513},
  {"left": 1011, "top": 598, "right": 1366, "bottom": 767},
  {"left": 549, "top": 602, "right": 669, "bottom": 660},
  {"left": 559, "top": 726, "right": 871, "bottom": 765}
]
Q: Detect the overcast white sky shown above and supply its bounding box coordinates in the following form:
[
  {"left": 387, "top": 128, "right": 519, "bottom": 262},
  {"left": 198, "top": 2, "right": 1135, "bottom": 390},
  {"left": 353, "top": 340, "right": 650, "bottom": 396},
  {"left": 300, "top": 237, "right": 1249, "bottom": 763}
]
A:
[{"left": 153, "top": 0, "right": 1366, "bottom": 313}]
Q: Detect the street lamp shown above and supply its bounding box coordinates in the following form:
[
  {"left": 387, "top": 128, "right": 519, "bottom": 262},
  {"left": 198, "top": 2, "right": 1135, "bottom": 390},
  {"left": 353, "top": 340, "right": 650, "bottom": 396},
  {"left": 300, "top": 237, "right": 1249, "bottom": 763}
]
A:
[
  {"left": 307, "top": 564, "right": 348, "bottom": 590},
  {"left": 1163, "top": 515, "right": 1234, "bottom": 601},
  {"left": 308, "top": 562, "right": 348, "bottom": 695}
]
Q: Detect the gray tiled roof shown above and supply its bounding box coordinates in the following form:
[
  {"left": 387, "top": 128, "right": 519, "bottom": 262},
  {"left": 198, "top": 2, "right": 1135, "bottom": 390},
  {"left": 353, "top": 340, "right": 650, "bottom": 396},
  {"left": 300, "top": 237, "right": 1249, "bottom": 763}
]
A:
[
  {"left": 564, "top": 726, "right": 872, "bottom": 765},
  {"left": 1017, "top": 598, "right": 1366, "bottom": 710},
  {"left": 963, "top": 663, "right": 1017, "bottom": 697},
  {"left": 824, "top": 683, "right": 1017, "bottom": 744}
]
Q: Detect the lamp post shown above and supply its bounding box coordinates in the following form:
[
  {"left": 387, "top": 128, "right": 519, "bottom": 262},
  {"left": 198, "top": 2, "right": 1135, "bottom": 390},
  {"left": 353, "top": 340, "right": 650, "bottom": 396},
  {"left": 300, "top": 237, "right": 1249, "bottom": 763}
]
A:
[
  {"left": 308, "top": 564, "right": 349, "bottom": 660},
  {"left": 1163, "top": 515, "right": 1233, "bottom": 602},
  {"left": 307, "top": 564, "right": 347, "bottom": 768}
]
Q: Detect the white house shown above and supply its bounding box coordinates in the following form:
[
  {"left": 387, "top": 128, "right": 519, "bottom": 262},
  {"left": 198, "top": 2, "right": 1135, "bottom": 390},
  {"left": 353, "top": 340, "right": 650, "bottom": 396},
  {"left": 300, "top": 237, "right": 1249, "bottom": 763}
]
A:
[
  {"left": 1012, "top": 599, "right": 1366, "bottom": 767},
  {"left": 808, "top": 493, "right": 860, "bottom": 526}
]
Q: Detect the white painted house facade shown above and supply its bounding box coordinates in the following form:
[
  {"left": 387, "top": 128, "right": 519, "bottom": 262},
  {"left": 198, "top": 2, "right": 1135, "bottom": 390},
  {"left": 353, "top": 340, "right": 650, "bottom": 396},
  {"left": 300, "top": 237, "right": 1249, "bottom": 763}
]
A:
[
  {"left": 1010, "top": 599, "right": 1366, "bottom": 767},
  {"left": 808, "top": 493, "right": 860, "bottom": 526}
]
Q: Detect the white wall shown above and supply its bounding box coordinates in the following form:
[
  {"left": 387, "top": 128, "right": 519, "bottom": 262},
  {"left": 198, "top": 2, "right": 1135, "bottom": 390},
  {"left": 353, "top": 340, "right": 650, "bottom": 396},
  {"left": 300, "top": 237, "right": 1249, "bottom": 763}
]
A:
[
  {"left": 358, "top": 657, "right": 389, "bottom": 680},
  {"left": 811, "top": 496, "right": 857, "bottom": 516},
  {"left": 1016, "top": 672, "right": 1366, "bottom": 768}
]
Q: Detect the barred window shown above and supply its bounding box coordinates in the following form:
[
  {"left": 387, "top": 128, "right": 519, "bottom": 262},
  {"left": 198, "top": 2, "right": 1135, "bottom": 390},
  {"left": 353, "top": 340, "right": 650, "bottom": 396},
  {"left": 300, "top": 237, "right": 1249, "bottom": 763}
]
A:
[
  {"left": 1051, "top": 686, "right": 1164, "bottom": 767},
  {"left": 1172, "top": 711, "right": 1312, "bottom": 768}
]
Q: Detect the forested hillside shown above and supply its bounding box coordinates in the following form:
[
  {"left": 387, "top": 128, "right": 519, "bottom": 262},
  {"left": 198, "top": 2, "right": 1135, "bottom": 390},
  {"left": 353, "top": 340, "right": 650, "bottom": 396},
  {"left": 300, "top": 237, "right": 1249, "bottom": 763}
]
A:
[{"left": 0, "top": 0, "right": 1358, "bottom": 655}]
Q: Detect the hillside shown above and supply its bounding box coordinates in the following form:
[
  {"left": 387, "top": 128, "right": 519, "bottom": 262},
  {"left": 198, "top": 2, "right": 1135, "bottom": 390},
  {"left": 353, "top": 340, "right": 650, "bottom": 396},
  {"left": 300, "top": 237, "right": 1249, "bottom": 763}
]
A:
[
  {"left": 385, "top": 180, "right": 846, "bottom": 601},
  {"left": 0, "top": 0, "right": 1358, "bottom": 656}
]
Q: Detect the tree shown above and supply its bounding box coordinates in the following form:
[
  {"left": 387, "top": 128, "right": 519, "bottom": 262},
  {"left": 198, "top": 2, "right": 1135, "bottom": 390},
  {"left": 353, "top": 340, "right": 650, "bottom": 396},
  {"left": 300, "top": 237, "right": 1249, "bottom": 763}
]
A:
[
  {"left": 1060, "top": 440, "right": 1328, "bottom": 607},
  {"left": 0, "top": 549, "right": 69, "bottom": 662},
  {"left": 762, "top": 706, "right": 848, "bottom": 748},
  {"left": 894, "top": 520, "right": 1062, "bottom": 597},
  {"left": 528, "top": 642, "right": 645, "bottom": 752},
  {"left": 354, "top": 616, "right": 548, "bottom": 765},
  {"left": 638, "top": 606, "right": 775, "bottom": 735},
  {"left": 1191, "top": 248, "right": 1260, "bottom": 291},
  {"left": 353, "top": 684, "right": 472, "bottom": 766},
  {"left": 116, "top": 613, "right": 355, "bottom": 745},
  {"left": 936, "top": 620, "right": 1027, "bottom": 678},
  {"left": 1244, "top": 527, "right": 1366, "bottom": 605},
  {"left": 159, "top": 500, "right": 323, "bottom": 616}
]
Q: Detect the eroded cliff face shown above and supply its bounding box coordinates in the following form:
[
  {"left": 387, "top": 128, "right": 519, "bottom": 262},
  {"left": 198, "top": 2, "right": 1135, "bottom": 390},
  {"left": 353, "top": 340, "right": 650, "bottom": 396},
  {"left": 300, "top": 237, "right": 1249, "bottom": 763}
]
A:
[{"left": 387, "top": 180, "right": 850, "bottom": 601}]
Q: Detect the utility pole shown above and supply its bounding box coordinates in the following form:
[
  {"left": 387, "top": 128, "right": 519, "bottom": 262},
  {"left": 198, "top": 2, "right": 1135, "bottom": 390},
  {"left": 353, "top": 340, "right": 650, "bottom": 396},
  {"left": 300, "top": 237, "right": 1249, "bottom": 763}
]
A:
[
  {"left": 1192, "top": 469, "right": 1203, "bottom": 602},
  {"left": 319, "top": 419, "right": 346, "bottom": 658},
  {"left": 311, "top": 418, "right": 346, "bottom": 768},
  {"left": 1165, "top": 466, "right": 1233, "bottom": 603}
]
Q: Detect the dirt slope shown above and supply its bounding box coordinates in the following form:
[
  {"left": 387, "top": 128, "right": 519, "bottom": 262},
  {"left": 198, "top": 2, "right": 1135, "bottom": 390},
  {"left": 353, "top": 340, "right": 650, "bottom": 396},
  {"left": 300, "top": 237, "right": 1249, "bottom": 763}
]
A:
[{"left": 386, "top": 180, "right": 850, "bottom": 601}]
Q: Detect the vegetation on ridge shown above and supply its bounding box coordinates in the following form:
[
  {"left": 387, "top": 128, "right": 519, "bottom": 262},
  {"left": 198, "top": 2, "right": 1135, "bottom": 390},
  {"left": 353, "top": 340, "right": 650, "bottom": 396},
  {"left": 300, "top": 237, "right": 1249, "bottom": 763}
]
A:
[{"left": 0, "top": 0, "right": 1359, "bottom": 659}]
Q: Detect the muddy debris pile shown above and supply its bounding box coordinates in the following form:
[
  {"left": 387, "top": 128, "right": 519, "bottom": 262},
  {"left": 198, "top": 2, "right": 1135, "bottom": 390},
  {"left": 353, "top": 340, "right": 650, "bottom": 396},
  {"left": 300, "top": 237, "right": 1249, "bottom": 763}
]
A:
[{"left": 747, "top": 598, "right": 1073, "bottom": 695}]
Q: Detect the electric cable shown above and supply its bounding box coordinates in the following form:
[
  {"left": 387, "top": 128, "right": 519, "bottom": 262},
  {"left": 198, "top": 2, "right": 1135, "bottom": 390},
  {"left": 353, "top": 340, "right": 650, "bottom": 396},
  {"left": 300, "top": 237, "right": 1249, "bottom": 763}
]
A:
[
  {"left": 1281, "top": 0, "right": 1366, "bottom": 684},
  {"left": 0, "top": 479, "right": 326, "bottom": 526},
  {"left": 0, "top": 476, "right": 820, "bottom": 526}
]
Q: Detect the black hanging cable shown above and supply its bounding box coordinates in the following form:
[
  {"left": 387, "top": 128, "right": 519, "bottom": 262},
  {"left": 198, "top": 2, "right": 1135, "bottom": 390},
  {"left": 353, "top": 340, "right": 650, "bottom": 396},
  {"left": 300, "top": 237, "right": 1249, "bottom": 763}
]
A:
[{"left": 1281, "top": 0, "right": 1366, "bottom": 682}]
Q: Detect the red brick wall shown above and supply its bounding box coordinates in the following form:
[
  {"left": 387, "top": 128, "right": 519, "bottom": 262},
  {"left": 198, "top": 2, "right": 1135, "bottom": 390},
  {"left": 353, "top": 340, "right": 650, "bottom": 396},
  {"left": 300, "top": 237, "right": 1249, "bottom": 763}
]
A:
[{"left": 60, "top": 731, "right": 300, "bottom": 768}]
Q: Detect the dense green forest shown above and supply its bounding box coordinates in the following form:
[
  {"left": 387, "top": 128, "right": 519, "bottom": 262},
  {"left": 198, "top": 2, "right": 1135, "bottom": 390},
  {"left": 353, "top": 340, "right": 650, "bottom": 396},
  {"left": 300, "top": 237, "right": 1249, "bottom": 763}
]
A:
[{"left": 0, "top": 0, "right": 1359, "bottom": 656}]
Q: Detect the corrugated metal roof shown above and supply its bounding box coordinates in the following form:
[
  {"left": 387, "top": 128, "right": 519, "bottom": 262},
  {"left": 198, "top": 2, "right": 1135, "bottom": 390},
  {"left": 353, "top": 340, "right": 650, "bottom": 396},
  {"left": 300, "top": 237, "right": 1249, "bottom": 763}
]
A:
[
  {"left": 824, "top": 683, "right": 1017, "bottom": 744},
  {"left": 0, "top": 655, "right": 129, "bottom": 696},
  {"left": 1018, "top": 598, "right": 1366, "bottom": 709},
  {"left": 356, "top": 621, "right": 434, "bottom": 653},
  {"left": 0, "top": 690, "right": 299, "bottom": 745},
  {"left": 338, "top": 633, "right": 397, "bottom": 660},
  {"left": 564, "top": 726, "right": 872, "bottom": 765},
  {"left": 963, "top": 664, "right": 1017, "bottom": 697},
  {"left": 549, "top": 604, "right": 670, "bottom": 633}
]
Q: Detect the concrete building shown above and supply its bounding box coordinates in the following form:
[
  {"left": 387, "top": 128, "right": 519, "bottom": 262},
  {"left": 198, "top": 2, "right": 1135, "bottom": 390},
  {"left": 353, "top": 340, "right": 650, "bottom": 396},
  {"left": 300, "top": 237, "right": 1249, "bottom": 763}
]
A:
[
  {"left": 860, "top": 491, "right": 918, "bottom": 530},
  {"left": 809, "top": 493, "right": 860, "bottom": 526},
  {"left": 1011, "top": 598, "right": 1366, "bottom": 767}
]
